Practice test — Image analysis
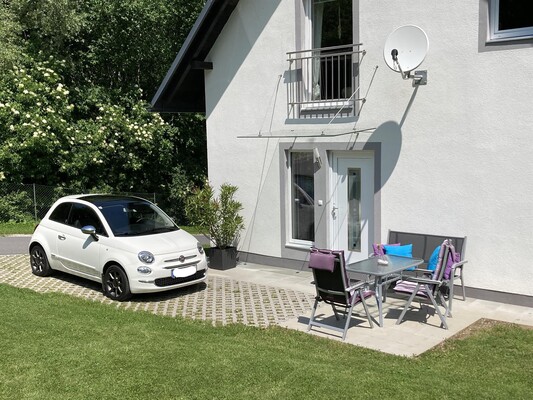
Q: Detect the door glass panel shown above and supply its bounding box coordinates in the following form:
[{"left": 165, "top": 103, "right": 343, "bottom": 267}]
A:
[
  {"left": 291, "top": 152, "right": 314, "bottom": 241},
  {"left": 347, "top": 168, "right": 361, "bottom": 252}
]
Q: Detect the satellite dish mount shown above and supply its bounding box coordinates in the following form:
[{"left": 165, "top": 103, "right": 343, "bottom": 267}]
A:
[{"left": 384, "top": 25, "right": 429, "bottom": 85}]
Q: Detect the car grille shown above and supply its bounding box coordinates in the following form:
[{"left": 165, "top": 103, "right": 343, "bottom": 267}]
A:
[{"left": 154, "top": 270, "right": 206, "bottom": 287}]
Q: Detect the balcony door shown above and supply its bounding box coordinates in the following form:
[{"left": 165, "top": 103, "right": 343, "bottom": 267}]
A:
[{"left": 309, "top": 0, "right": 353, "bottom": 101}]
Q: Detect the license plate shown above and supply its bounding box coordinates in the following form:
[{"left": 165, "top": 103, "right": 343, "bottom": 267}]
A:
[{"left": 171, "top": 266, "right": 196, "bottom": 278}]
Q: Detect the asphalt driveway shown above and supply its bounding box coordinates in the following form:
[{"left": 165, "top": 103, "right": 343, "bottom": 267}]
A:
[{"left": 0, "top": 236, "right": 30, "bottom": 255}]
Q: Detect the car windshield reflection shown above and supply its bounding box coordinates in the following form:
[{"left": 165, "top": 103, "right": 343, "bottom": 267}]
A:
[{"left": 97, "top": 200, "right": 179, "bottom": 237}]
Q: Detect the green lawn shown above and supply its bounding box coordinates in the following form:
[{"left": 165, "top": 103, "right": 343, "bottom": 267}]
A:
[
  {"left": 0, "top": 221, "right": 36, "bottom": 236},
  {"left": 0, "top": 285, "right": 532, "bottom": 399}
]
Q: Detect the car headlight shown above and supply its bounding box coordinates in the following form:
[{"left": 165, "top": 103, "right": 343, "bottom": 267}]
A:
[
  {"left": 138, "top": 251, "right": 155, "bottom": 264},
  {"left": 137, "top": 266, "right": 152, "bottom": 274},
  {"left": 197, "top": 242, "right": 204, "bottom": 255}
]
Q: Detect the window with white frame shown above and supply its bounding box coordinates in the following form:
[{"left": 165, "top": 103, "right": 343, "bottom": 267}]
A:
[
  {"left": 489, "top": 0, "right": 533, "bottom": 41},
  {"left": 290, "top": 152, "right": 315, "bottom": 242}
]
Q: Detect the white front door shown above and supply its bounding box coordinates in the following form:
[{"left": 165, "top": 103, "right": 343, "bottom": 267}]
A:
[{"left": 330, "top": 153, "right": 374, "bottom": 264}]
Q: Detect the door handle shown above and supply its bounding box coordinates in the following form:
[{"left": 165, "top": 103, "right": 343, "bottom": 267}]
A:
[
  {"left": 58, "top": 234, "right": 66, "bottom": 240},
  {"left": 331, "top": 205, "right": 338, "bottom": 219}
]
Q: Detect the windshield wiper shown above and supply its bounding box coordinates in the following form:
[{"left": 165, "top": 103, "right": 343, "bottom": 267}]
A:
[{"left": 140, "top": 226, "right": 179, "bottom": 235}]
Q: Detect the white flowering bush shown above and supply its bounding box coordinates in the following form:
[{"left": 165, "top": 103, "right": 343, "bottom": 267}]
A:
[
  {"left": 0, "top": 57, "right": 71, "bottom": 183},
  {"left": 0, "top": 56, "right": 194, "bottom": 199}
]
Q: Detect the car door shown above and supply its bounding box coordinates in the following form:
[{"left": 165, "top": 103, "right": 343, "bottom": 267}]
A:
[{"left": 55, "top": 203, "right": 105, "bottom": 279}]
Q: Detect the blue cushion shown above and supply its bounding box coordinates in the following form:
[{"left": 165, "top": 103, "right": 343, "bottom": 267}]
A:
[
  {"left": 427, "top": 245, "right": 441, "bottom": 271},
  {"left": 384, "top": 244, "right": 414, "bottom": 270},
  {"left": 383, "top": 244, "right": 412, "bottom": 257}
]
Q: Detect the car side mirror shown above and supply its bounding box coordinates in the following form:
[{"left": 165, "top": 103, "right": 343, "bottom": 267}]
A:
[{"left": 81, "top": 225, "right": 99, "bottom": 241}]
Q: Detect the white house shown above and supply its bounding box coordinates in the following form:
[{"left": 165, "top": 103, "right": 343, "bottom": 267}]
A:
[{"left": 152, "top": 0, "right": 533, "bottom": 306}]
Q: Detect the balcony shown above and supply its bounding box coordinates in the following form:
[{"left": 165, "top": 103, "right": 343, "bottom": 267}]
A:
[{"left": 287, "top": 44, "right": 364, "bottom": 120}]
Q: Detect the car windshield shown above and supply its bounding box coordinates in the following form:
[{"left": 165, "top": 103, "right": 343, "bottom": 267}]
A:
[{"left": 96, "top": 199, "right": 179, "bottom": 237}]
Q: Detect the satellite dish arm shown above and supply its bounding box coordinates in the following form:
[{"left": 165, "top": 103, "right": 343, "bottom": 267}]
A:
[{"left": 391, "top": 49, "right": 410, "bottom": 80}]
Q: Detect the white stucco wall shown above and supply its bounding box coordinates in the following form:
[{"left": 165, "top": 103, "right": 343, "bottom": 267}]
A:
[
  {"left": 204, "top": 0, "right": 533, "bottom": 297},
  {"left": 205, "top": 0, "right": 294, "bottom": 258}
]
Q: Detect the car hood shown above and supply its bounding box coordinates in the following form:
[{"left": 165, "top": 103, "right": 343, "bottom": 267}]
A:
[{"left": 113, "top": 229, "right": 199, "bottom": 255}]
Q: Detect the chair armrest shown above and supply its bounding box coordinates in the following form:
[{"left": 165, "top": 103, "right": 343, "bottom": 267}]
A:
[
  {"left": 451, "top": 260, "right": 467, "bottom": 274},
  {"left": 400, "top": 276, "right": 440, "bottom": 285},
  {"left": 411, "top": 268, "right": 432, "bottom": 276},
  {"left": 346, "top": 280, "right": 368, "bottom": 292}
]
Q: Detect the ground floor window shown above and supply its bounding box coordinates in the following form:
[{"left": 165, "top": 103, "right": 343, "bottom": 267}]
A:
[
  {"left": 489, "top": 0, "right": 533, "bottom": 41},
  {"left": 290, "top": 152, "right": 315, "bottom": 241}
]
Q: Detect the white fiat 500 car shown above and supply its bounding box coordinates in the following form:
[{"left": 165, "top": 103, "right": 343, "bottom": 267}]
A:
[{"left": 29, "top": 194, "right": 208, "bottom": 301}]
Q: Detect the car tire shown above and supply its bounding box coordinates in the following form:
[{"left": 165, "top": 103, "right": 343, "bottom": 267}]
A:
[
  {"left": 102, "top": 265, "right": 132, "bottom": 301},
  {"left": 30, "top": 245, "right": 53, "bottom": 277}
]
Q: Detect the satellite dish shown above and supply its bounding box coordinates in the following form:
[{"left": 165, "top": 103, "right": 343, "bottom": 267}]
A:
[{"left": 384, "top": 25, "right": 428, "bottom": 78}]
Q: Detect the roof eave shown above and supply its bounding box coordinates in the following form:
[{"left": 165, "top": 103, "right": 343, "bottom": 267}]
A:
[{"left": 151, "top": 0, "right": 240, "bottom": 113}]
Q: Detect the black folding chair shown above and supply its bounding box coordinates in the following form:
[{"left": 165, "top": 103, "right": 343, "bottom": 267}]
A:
[{"left": 307, "top": 249, "right": 374, "bottom": 340}]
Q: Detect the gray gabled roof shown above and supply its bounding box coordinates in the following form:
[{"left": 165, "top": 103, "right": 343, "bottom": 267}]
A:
[{"left": 151, "top": 0, "right": 240, "bottom": 113}]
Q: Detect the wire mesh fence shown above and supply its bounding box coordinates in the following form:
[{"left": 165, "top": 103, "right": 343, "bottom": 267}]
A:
[{"left": 0, "top": 183, "right": 162, "bottom": 222}]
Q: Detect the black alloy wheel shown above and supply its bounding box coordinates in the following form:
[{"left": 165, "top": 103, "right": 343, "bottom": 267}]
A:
[
  {"left": 103, "top": 265, "right": 132, "bottom": 301},
  {"left": 30, "top": 245, "right": 53, "bottom": 277}
]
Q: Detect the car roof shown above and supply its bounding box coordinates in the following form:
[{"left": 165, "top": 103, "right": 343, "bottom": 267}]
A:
[{"left": 64, "top": 194, "right": 150, "bottom": 207}]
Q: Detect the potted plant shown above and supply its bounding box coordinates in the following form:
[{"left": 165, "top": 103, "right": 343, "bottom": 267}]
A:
[{"left": 185, "top": 182, "right": 244, "bottom": 270}]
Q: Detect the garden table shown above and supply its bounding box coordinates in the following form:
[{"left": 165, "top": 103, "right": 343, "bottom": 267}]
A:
[{"left": 346, "top": 255, "right": 424, "bottom": 327}]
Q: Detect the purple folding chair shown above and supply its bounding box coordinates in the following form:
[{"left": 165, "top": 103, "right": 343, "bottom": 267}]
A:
[
  {"left": 393, "top": 240, "right": 456, "bottom": 329},
  {"left": 307, "top": 248, "right": 374, "bottom": 340}
]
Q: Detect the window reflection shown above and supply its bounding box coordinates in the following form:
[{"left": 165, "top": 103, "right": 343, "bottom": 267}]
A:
[{"left": 291, "top": 152, "right": 315, "bottom": 241}]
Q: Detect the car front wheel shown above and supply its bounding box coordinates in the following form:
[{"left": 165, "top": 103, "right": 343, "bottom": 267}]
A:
[
  {"left": 30, "top": 245, "right": 53, "bottom": 277},
  {"left": 102, "top": 265, "right": 131, "bottom": 301}
]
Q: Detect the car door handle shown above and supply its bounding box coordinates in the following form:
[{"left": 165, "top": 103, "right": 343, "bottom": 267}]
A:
[{"left": 58, "top": 234, "right": 66, "bottom": 240}]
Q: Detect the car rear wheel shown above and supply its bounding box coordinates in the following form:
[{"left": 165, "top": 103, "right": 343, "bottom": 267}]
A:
[
  {"left": 102, "top": 265, "right": 131, "bottom": 301},
  {"left": 30, "top": 245, "right": 53, "bottom": 277}
]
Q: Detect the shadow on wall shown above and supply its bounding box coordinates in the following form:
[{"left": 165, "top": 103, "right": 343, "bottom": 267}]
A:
[
  {"left": 206, "top": 0, "right": 283, "bottom": 117},
  {"left": 363, "top": 82, "right": 421, "bottom": 188},
  {"left": 365, "top": 120, "right": 402, "bottom": 189}
]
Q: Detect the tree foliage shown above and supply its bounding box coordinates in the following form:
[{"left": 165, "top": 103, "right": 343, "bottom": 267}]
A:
[
  {"left": 11, "top": 0, "right": 204, "bottom": 97},
  {"left": 0, "top": 4, "right": 24, "bottom": 70},
  {"left": 0, "top": 0, "right": 207, "bottom": 222}
]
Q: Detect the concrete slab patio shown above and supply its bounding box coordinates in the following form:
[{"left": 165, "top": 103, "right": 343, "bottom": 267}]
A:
[
  {"left": 1, "top": 254, "right": 532, "bottom": 357},
  {"left": 218, "top": 262, "right": 533, "bottom": 356}
]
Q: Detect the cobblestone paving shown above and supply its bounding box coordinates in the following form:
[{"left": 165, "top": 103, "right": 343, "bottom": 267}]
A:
[{"left": 0, "top": 255, "right": 314, "bottom": 328}]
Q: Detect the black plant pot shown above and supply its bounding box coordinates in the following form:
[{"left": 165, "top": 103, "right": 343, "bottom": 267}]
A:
[{"left": 207, "top": 247, "right": 238, "bottom": 270}]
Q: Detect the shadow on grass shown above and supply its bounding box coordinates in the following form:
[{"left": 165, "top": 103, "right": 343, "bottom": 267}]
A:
[{"left": 46, "top": 269, "right": 208, "bottom": 302}]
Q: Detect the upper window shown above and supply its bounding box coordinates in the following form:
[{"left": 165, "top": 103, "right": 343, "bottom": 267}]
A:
[
  {"left": 309, "top": 0, "right": 353, "bottom": 101},
  {"left": 287, "top": 1, "right": 357, "bottom": 118},
  {"left": 489, "top": 0, "right": 533, "bottom": 41},
  {"left": 311, "top": 0, "right": 353, "bottom": 50}
]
